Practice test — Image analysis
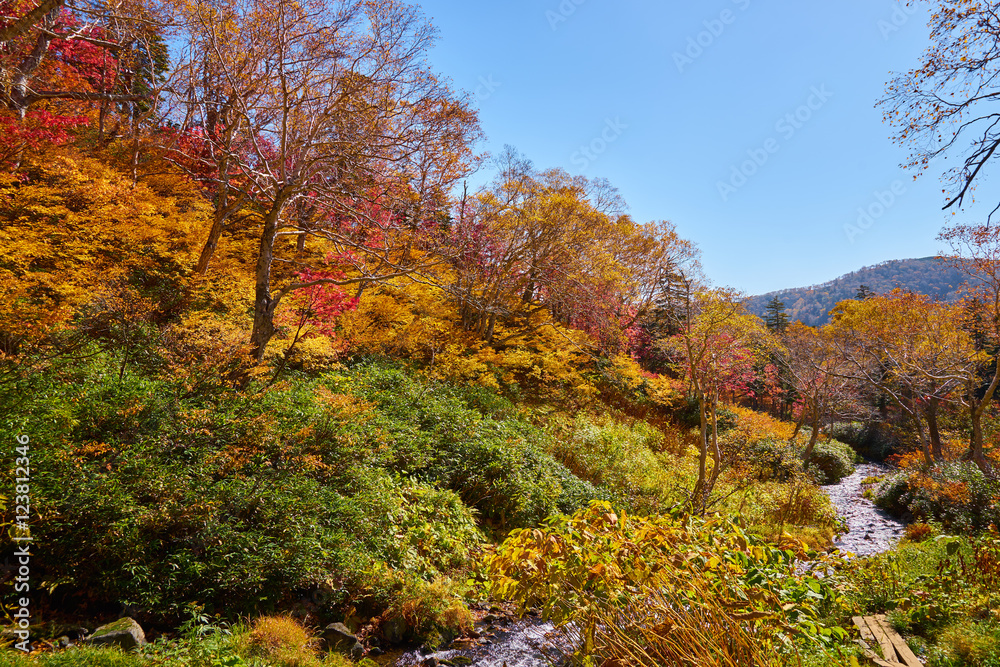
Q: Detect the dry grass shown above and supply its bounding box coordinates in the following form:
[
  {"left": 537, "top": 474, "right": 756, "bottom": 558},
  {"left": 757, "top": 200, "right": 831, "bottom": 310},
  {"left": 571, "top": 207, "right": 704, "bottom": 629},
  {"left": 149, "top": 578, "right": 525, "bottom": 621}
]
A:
[
  {"left": 903, "top": 522, "right": 935, "bottom": 542},
  {"left": 243, "top": 616, "right": 318, "bottom": 667},
  {"left": 582, "top": 583, "right": 785, "bottom": 667}
]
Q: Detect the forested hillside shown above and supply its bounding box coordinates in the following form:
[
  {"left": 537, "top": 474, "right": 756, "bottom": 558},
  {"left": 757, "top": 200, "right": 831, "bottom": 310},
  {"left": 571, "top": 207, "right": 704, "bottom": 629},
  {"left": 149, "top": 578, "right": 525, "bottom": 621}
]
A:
[{"left": 746, "top": 258, "right": 971, "bottom": 326}]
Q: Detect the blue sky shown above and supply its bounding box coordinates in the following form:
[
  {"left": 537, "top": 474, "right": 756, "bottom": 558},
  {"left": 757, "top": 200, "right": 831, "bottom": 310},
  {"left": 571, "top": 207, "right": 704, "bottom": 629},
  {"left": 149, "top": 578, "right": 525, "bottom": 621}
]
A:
[{"left": 415, "top": 0, "right": 996, "bottom": 295}]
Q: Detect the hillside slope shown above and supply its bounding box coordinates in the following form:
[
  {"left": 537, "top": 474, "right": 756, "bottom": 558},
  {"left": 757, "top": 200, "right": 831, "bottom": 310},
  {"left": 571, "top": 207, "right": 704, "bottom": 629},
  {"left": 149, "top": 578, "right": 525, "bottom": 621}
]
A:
[{"left": 745, "top": 257, "right": 970, "bottom": 326}]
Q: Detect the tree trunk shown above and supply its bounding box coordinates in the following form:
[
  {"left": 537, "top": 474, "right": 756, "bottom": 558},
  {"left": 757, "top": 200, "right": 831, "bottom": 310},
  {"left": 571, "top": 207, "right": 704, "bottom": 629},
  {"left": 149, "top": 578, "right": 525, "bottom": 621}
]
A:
[
  {"left": 926, "top": 397, "right": 944, "bottom": 462},
  {"left": 194, "top": 146, "right": 243, "bottom": 275},
  {"left": 912, "top": 411, "right": 933, "bottom": 467},
  {"left": 9, "top": 9, "right": 59, "bottom": 116},
  {"left": 249, "top": 205, "right": 284, "bottom": 362},
  {"left": 789, "top": 415, "right": 805, "bottom": 443},
  {"left": 692, "top": 390, "right": 709, "bottom": 514},
  {"left": 707, "top": 388, "right": 722, "bottom": 501},
  {"left": 195, "top": 214, "right": 228, "bottom": 275},
  {"left": 790, "top": 395, "right": 812, "bottom": 444},
  {"left": 965, "top": 363, "right": 999, "bottom": 475},
  {"left": 802, "top": 406, "right": 821, "bottom": 467},
  {"left": 968, "top": 403, "right": 993, "bottom": 475}
]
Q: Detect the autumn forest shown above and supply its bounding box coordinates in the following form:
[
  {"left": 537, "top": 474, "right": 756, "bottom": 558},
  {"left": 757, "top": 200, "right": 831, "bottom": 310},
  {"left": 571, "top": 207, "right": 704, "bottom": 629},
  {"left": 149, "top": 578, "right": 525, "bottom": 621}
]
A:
[{"left": 2, "top": 1, "right": 1000, "bottom": 666}]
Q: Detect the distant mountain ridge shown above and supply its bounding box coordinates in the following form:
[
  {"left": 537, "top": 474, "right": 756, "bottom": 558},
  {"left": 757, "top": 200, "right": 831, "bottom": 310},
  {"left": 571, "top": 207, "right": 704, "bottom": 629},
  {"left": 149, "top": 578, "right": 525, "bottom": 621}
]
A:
[{"left": 744, "top": 257, "right": 971, "bottom": 327}]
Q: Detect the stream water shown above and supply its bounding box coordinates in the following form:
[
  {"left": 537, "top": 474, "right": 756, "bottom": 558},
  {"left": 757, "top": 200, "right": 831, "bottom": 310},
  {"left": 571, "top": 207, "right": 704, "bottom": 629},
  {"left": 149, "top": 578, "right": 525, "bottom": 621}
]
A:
[
  {"left": 385, "top": 615, "right": 570, "bottom": 667},
  {"left": 823, "top": 462, "right": 906, "bottom": 557},
  {"left": 386, "top": 462, "right": 905, "bottom": 667}
]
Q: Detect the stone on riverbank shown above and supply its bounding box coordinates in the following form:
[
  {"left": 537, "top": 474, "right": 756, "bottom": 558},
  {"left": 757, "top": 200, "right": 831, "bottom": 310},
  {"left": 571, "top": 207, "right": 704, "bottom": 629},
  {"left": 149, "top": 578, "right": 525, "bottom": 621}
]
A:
[
  {"left": 322, "top": 622, "right": 364, "bottom": 659},
  {"left": 88, "top": 617, "right": 146, "bottom": 650}
]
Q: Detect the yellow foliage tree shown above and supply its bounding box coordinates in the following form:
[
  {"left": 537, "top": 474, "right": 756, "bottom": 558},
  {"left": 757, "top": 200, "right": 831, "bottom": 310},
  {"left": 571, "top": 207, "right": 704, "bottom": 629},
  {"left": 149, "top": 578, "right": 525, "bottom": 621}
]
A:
[{"left": 0, "top": 153, "right": 208, "bottom": 362}]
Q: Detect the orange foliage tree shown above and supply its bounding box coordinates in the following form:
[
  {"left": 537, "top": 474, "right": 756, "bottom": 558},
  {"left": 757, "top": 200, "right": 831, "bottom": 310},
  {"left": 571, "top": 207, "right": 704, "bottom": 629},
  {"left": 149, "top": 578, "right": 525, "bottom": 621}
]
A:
[
  {"left": 940, "top": 223, "right": 1000, "bottom": 473},
  {"left": 782, "top": 322, "right": 859, "bottom": 465},
  {"left": 0, "top": 154, "right": 206, "bottom": 367},
  {"left": 449, "top": 147, "right": 694, "bottom": 355},
  {"left": 168, "top": 0, "right": 481, "bottom": 362},
  {"left": 829, "top": 291, "right": 979, "bottom": 466}
]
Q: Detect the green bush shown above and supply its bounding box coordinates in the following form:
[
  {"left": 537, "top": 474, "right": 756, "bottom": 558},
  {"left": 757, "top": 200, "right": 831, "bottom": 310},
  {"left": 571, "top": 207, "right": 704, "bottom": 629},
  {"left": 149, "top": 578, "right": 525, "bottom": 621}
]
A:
[
  {"left": 806, "top": 439, "right": 857, "bottom": 485},
  {"left": 341, "top": 362, "right": 603, "bottom": 531},
  {"left": 547, "top": 415, "right": 683, "bottom": 513},
  {"left": 742, "top": 439, "right": 802, "bottom": 483},
  {"left": 875, "top": 463, "right": 1000, "bottom": 532},
  {"left": 675, "top": 395, "right": 736, "bottom": 433},
  {"left": 0, "top": 356, "right": 602, "bottom": 622},
  {"left": 875, "top": 473, "right": 912, "bottom": 517}
]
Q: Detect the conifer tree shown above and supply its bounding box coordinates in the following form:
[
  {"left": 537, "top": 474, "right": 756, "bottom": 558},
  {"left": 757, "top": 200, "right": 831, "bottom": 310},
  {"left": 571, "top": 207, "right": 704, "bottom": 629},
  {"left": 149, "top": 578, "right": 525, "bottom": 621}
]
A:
[{"left": 763, "top": 296, "right": 789, "bottom": 333}]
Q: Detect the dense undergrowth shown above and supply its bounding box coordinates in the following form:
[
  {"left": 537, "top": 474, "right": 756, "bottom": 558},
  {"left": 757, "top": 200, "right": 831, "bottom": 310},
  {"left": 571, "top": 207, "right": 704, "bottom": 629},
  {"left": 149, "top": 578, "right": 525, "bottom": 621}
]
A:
[
  {"left": 1, "top": 346, "right": 867, "bottom": 666},
  {"left": 843, "top": 529, "right": 1000, "bottom": 666}
]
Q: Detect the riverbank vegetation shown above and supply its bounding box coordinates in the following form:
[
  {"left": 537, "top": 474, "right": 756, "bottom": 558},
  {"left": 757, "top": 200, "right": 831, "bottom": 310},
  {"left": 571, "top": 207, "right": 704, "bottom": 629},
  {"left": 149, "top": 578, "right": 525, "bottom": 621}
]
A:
[{"left": 2, "top": 0, "right": 1000, "bottom": 665}]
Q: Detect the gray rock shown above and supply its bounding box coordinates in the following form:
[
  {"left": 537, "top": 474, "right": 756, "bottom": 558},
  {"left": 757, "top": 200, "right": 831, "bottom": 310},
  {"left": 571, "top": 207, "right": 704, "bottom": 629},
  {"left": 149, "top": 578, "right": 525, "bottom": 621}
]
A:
[
  {"left": 322, "top": 622, "right": 363, "bottom": 660},
  {"left": 88, "top": 617, "right": 146, "bottom": 650},
  {"left": 383, "top": 615, "right": 408, "bottom": 644}
]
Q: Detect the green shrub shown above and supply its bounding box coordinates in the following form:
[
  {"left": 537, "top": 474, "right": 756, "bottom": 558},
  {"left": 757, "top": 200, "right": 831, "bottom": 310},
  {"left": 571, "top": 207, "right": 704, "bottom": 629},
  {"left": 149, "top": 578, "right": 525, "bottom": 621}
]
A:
[
  {"left": 675, "top": 395, "right": 737, "bottom": 433},
  {"left": 0, "top": 356, "right": 602, "bottom": 622},
  {"left": 339, "top": 362, "right": 603, "bottom": 531},
  {"left": 875, "top": 463, "right": 1000, "bottom": 532},
  {"left": 547, "top": 415, "right": 684, "bottom": 513},
  {"left": 806, "top": 439, "right": 857, "bottom": 485},
  {"left": 742, "top": 439, "right": 801, "bottom": 482}
]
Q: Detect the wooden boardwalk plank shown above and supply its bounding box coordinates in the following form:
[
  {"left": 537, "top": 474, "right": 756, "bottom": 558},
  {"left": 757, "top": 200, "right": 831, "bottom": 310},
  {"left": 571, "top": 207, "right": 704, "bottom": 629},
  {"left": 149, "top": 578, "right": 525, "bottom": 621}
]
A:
[
  {"left": 853, "top": 617, "right": 879, "bottom": 647},
  {"left": 865, "top": 615, "right": 899, "bottom": 663},
  {"left": 856, "top": 644, "right": 904, "bottom": 667},
  {"left": 875, "top": 615, "right": 922, "bottom": 667},
  {"left": 852, "top": 617, "right": 906, "bottom": 666}
]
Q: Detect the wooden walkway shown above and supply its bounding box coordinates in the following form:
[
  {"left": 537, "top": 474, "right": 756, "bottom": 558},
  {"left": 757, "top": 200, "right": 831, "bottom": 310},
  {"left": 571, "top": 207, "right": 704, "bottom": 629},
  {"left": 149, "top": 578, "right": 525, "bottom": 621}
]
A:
[{"left": 852, "top": 616, "right": 922, "bottom": 667}]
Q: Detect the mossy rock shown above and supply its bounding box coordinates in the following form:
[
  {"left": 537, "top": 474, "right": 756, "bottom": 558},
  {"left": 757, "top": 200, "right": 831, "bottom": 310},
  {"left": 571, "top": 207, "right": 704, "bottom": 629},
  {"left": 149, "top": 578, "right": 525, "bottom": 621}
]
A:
[{"left": 88, "top": 617, "right": 146, "bottom": 650}]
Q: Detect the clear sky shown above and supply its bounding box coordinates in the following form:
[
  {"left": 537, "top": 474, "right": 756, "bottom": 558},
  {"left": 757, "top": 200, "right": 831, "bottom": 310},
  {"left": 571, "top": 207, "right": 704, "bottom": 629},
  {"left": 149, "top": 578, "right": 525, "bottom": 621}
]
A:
[{"left": 414, "top": 0, "right": 996, "bottom": 295}]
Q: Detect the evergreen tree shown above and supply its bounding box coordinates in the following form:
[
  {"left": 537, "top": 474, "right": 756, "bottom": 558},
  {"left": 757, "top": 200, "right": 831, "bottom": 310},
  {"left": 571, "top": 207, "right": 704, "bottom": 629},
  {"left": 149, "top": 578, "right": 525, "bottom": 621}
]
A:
[
  {"left": 856, "top": 284, "right": 874, "bottom": 300},
  {"left": 764, "top": 296, "right": 789, "bottom": 333}
]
